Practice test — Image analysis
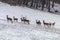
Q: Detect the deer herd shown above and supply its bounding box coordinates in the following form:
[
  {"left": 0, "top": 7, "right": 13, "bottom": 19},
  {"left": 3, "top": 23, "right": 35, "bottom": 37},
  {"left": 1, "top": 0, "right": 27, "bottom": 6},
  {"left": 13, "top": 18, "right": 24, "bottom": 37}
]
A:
[{"left": 6, "top": 15, "right": 55, "bottom": 28}]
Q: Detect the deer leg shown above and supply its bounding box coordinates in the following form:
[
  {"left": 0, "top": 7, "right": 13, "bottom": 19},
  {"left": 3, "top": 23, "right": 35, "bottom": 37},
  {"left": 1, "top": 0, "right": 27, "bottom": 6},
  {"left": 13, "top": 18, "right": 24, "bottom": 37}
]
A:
[
  {"left": 44, "top": 24, "right": 45, "bottom": 27},
  {"left": 11, "top": 20, "right": 13, "bottom": 23},
  {"left": 24, "top": 21, "right": 25, "bottom": 24},
  {"left": 28, "top": 22, "right": 29, "bottom": 24},
  {"left": 17, "top": 20, "right": 18, "bottom": 22},
  {"left": 13, "top": 20, "right": 14, "bottom": 22}
]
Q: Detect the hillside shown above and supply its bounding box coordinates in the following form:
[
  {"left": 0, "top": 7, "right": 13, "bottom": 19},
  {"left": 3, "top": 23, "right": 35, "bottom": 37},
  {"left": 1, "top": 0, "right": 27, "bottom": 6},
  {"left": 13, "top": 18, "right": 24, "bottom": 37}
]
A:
[{"left": 0, "top": 2, "right": 60, "bottom": 40}]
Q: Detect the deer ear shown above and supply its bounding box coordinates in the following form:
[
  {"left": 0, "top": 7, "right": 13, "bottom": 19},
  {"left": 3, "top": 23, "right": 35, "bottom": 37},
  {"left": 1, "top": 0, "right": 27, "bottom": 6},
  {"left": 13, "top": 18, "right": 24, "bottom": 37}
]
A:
[
  {"left": 7, "top": 15, "right": 8, "bottom": 17},
  {"left": 36, "top": 20, "right": 37, "bottom": 21}
]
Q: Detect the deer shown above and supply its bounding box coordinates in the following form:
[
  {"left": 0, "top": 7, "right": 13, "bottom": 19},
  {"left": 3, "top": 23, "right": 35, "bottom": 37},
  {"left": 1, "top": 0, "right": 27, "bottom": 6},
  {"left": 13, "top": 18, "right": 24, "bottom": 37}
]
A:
[
  {"left": 43, "top": 20, "right": 55, "bottom": 28},
  {"left": 13, "top": 16, "right": 18, "bottom": 22},
  {"left": 20, "top": 17, "right": 26, "bottom": 22},
  {"left": 6, "top": 15, "right": 13, "bottom": 23},
  {"left": 36, "top": 20, "right": 41, "bottom": 25},
  {"left": 43, "top": 20, "right": 51, "bottom": 28},
  {"left": 51, "top": 22, "right": 55, "bottom": 27},
  {"left": 20, "top": 17, "right": 30, "bottom": 24}
]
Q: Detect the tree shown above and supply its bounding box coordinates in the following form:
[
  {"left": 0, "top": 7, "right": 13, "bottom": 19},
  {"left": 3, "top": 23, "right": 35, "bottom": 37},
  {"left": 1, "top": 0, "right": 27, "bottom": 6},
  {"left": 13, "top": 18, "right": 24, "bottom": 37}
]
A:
[
  {"left": 48, "top": 0, "right": 50, "bottom": 12},
  {"left": 41, "top": 0, "right": 46, "bottom": 10},
  {"left": 23, "top": 0, "right": 26, "bottom": 5},
  {"left": 30, "top": 0, "right": 33, "bottom": 7},
  {"left": 52, "top": 0, "right": 54, "bottom": 8},
  {"left": 18, "top": 0, "right": 23, "bottom": 6},
  {"left": 35, "top": 0, "right": 39, "bottom": 9},
  {"left": 25, "top": 0, "right": 28, "bottom": 6}
]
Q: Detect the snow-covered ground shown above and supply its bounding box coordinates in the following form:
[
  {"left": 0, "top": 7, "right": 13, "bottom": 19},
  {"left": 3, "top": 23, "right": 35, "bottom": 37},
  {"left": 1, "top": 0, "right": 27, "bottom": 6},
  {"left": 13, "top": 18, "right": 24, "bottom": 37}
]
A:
[{"left": 0, "top": 2, "right": 60, "bottom": 40}]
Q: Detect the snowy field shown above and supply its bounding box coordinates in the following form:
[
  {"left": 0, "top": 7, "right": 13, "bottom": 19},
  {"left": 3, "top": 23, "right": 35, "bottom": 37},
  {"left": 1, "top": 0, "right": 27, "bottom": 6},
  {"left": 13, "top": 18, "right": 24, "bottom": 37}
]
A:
[{"left": 0, "top": 2, "right": 60, "bottom": 40}]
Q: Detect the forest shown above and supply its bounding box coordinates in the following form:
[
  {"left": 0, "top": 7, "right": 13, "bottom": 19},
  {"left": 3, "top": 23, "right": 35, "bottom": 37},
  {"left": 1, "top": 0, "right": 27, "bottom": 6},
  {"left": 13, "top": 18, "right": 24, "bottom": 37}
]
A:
[{"left": 0, "top": 0, "right": 59, "bottom": 12}]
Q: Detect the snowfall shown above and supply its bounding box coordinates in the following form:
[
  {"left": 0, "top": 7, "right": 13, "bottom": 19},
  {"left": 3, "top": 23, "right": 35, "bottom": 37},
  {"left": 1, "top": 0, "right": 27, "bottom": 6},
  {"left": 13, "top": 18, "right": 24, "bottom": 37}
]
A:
[{"left": 0, "top": 2, "right": 60, "bottom": 40}]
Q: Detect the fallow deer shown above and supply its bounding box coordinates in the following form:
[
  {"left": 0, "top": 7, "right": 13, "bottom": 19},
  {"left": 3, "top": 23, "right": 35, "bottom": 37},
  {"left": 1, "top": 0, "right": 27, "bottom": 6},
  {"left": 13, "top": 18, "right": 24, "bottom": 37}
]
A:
[
  {"left": 13, "top": 16, "right": 18, "bottom": 22},
  {"left": 6, "top": 15, "right": 13, "bottom": 23},
  {"left": 20, "top": 17, "right": 30, "bottom": 24},
  {"left": 36, "top": 20, "right": 41, "bottom": 25}
]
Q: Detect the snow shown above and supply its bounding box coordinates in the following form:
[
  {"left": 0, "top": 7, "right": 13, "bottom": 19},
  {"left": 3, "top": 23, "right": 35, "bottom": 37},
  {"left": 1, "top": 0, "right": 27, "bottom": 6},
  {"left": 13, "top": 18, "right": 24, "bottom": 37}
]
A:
[
  {"left": 0, "top": 22, "right": 60, "bottom": 40},
  {"left": 0, "top": 2, "right": 60, "bottom": 40}
]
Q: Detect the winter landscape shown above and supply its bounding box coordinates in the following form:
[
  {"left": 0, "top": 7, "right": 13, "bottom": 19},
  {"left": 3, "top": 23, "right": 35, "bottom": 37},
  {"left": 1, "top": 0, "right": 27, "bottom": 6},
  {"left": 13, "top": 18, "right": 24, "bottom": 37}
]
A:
[{"left": 0, "top": 0, "right": 60, "bottom": 40}]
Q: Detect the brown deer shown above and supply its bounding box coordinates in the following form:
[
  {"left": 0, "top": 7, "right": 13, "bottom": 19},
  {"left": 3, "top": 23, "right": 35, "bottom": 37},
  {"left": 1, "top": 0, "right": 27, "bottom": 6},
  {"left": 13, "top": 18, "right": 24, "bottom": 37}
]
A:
[
  {"left": 36, "top": 20, "right": 41, "bottom": 25},
  {"left": 20, "top": 17, "right": 26, "bottom": 22},
  {"left": 51, "top": 22, "right": 55, "bottom": 26},
  {"left": 43, "top": 20, "right": 55, "bottom": 28},
  {"left": 6, "top": 15, "right": 13, "bottom": 23},
  {"left": 20, "top": 17, "right": 30, "bottom": 24},
  {"left": 43, "top": 20, "right": 51, "bottom": 27},
  {"left": 13, "top": 16, "right": 18, "bottom": 22}
]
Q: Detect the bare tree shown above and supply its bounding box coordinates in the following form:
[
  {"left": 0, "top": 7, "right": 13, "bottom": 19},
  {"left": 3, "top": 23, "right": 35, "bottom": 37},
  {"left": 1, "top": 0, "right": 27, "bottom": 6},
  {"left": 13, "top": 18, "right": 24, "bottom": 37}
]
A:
[
  {"left": 41, "top": 0, "right": 46, "bottom": 10},
  {"left": 30, "top": 0, "right": 33, "bottom": 7},
  {"left": 48, "top": 0, "right": 50, "bottom": 12},
  {"left": 52, "top": 0, "right": 54, "bottom": 8}
]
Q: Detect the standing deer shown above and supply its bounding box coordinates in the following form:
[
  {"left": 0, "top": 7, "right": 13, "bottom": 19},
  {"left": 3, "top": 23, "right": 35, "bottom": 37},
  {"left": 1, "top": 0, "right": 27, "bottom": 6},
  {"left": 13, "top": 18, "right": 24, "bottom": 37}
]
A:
[
  {"left": 13, "top": 16, "right": 18, "bottom": 22},
  {"left": 36, "top": 20, "right": 41, "bottom": 25},
  {"left": 6, "top": 15, "right": 13, "bottom": 23},
  {"left": 51, "top": 22, "right": 55, "bottom": 27}
]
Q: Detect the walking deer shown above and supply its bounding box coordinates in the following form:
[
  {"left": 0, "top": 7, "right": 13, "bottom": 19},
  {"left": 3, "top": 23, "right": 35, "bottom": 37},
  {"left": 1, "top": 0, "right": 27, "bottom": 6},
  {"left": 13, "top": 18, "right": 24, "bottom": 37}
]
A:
[
  {"left": 20, "top": 17, "right": 30, "bottom": 24},
  {"left": 43, "top": 20, "right": 55, "bottom": 28}
]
